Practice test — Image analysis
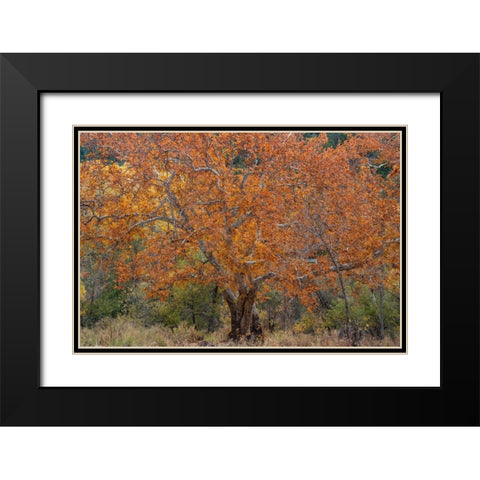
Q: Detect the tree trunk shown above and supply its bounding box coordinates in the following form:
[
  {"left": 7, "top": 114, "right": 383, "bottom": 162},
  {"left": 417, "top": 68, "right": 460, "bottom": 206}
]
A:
[
  {"left": 207, "top": 285, "right": 219, "bottom": 333},
  {"left": 251, "top": 304, "right": 263, "bottom": 336},
  {"left": 377, "top": 286, "right": 385, "bottom": 339},
  {"left": 336, "top": 269, "right": 352, "bottom": 341},
  {"left": 225, "top": 288, "right": 263, "bottom": 342},
  {"left": 315, "top": 231, "right": 353, "bottom": 343}
]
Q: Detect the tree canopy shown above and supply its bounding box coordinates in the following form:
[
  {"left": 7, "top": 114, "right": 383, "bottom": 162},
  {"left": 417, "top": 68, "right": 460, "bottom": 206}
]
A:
[{"left": 80, "top": 130, "right": 400, "bottom": 345}]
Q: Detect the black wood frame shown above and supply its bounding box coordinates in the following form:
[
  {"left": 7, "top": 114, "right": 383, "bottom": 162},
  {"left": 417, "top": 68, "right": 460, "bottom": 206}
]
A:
[{"left": 0, "top": 54, "right": 478, "bottom": 425}]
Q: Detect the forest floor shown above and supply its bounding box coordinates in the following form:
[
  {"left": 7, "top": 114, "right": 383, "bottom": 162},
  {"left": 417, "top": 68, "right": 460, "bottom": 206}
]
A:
[{"left": 80, "top": 317, "right": 400, "bottom": 348}]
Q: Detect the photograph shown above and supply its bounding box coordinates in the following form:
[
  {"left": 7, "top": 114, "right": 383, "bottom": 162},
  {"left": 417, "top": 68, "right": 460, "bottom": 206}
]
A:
[
  {"left": 1, "top": 3, "right": 480, "bottom": 476},
  {"left": 77, "top": 127, "right": 404, "bottom": 350}
]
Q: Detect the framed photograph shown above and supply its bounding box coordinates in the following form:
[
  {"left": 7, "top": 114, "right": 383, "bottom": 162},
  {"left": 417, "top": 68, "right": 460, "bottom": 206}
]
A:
[
  {"left": 1, "top": 54, "right": 478, "bottom": 425},
  {"left": 74, "top": 125, "right": 405, "bottom": 354}
]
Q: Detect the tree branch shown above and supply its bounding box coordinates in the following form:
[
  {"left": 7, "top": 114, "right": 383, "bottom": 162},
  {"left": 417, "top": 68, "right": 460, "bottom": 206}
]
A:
[
  {"left": 253, "top": 272, "right": 277, "bottom": 285},
  {"left": 228, "top": 211, "right": 253, "bottom": 231}
]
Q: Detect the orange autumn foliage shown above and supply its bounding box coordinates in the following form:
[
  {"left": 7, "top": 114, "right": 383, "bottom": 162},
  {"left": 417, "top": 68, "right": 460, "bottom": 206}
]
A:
[{"left": 80, "top": 130, "right": 400, "bottom": 339}]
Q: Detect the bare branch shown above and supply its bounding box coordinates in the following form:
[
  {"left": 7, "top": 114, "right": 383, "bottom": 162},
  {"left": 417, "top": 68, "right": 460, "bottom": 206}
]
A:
[
  {"left": 223, "top": 288, "right": 237, "bottom": 304},
  {"left": 191, "top": 166, "right": 220, "bottom": 176},
  {"left": 253, "top": 272, "right": 277, "bottom": 285},
  {"left": 241, "top": 171, "right": 250, "bottom": 189},
  {"left": 198, "top": 239, "right": 227, "bottom": 278},
  {"left": 127, "top": 215, "right": 182, "bottom": 233},
  {"left": 228, "top": 211, "right": 253, "bottom": 231},
  {"left": 276, "top": 221, "right": 299, "bottom": 228},
  {"left": 330, "top": 262, "right": 356, "bottom": 272},
  {"left": 373, "top": 238, "right": 400, "bottom": 257}
]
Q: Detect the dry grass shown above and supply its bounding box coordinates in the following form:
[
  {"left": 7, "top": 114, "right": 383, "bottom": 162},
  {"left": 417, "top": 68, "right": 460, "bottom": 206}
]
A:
[{"left": 80, "top": 317, "right": 399, "bottom": 348}]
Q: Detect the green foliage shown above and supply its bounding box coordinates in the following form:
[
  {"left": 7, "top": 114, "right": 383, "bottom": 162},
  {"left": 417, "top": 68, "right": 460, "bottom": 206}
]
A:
[
  {"left": 80, "top": 272, "right": 400, "bottom": 344},
  {"left": 303, "top": 132, "right": 349, "bottom": 149},
  {"left": 376, "top": 163, "right": 393, "bottom": 179},
  {"left": 325, "top": 284, "right": 400, "bottom": 338},
  {"left": 158, "top": 283, "right": 221, "bottom": 331},
  {"left": 80, "top": 142, "right": 122, "bottom": 165},
  {"left": 293, "top": 311, "right": 320, "bottom": 334},
  {"left": 324, "top": 132, "right": 348, "bottom": 148},
  {"left": 366, "top": 150, "right": 393, "bottom": 178},
  {"left": 231, "top": 155, "right": 246, "bottom": 169},
  {"left": 258, "top": 290, "right": 283, "bottom": 331},
  {"left": 258, "top": 290, "right": 305, "bottom": 332},
  {"left": 81, "top": 279, "right": 127, "bottom": 327}
]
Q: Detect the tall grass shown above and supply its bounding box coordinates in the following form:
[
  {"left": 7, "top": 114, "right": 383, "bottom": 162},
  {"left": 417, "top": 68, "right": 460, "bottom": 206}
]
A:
[{"left": 80, "top": 317, "right": 399, "bottom": 348}]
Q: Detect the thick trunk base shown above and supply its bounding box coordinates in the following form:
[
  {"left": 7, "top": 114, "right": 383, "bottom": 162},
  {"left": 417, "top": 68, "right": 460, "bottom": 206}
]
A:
[{"left": 226, "top": 290, "right": 263, "bottom": 344}]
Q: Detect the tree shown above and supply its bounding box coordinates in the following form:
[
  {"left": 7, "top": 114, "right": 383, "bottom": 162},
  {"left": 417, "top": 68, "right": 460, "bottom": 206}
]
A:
[
  {"left": 80, "top": 131, "right": 400, "bottom": 343},
  {"left": 292, "top": 132, "right": 400, "bottom": 341}
]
